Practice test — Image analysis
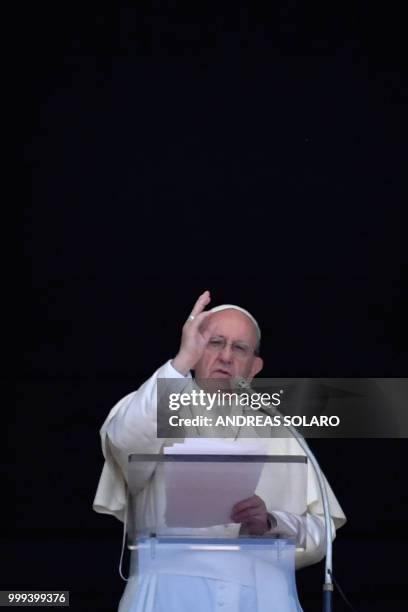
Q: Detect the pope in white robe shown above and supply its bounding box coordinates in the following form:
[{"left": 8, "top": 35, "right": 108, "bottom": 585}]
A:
[{"left": 93, "top": 292, "right": 346, "bottom": 612}]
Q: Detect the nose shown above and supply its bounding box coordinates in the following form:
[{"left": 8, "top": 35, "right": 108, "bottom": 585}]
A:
[{"left": 218, "top": 343, "right": 233, "bottom": 364}]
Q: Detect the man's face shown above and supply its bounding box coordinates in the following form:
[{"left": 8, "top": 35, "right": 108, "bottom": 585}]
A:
[{"left": 194, "top": 309, "right": 263, "bottom": 383}]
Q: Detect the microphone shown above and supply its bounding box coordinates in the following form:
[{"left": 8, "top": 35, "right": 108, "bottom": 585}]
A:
[
  {"left": 231, "top": 377, "right": 279, "bottom": 417},
  {"left": 231, "top": 377, "right": 334, "bottom": 612}
]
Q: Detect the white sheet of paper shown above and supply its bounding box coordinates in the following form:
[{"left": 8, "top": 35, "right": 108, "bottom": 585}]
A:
[{"left": 163, "top": 440, "right": 266, "bottom": 527}]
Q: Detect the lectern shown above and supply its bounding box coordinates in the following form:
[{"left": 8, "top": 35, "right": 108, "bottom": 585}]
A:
[{"left": 119, "top": 453, "right": 307, "bottom": 612}]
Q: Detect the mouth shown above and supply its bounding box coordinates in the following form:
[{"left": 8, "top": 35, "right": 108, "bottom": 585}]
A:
[{"left": 211, "top": 368, "right": 231, "bottom": 378}]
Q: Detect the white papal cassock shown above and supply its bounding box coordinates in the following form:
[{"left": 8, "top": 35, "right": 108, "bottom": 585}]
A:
[{"left": 93, "top": 360, "right": 346, "bottom": 612}]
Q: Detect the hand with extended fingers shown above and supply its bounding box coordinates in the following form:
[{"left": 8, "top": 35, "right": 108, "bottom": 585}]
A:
[
  {"left": 231, "top": 494, "right": 273, "bottom": 535},
  {"left": 172, "top": 290, "right": 214, "bottom": 376}
]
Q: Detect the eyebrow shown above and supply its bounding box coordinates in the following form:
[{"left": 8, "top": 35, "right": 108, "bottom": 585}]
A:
[{"left": 210, "top": 335, "right": 251, "bottom": 347}]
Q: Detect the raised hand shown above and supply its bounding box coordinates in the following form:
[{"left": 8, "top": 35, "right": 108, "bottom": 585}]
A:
[{"left": 172, "top": 291, "right": 214, "bottom": 375}]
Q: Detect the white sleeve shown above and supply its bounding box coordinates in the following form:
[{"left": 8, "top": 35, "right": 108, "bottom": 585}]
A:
[
  {"left": 93, "top": 359, "right": 190, "bottom": 521},
  {"left": 107, "top": 359, "right": 190, "bottom": 455},
  {"left": 268, "top": 510, "right": 334, "bottom": 569}
]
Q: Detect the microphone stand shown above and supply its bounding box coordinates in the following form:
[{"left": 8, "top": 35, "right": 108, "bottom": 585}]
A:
[
  {"left": 233, "top": 379, "right": 334, "bottom": 611},
  {"left": 283, "top": 424, "right": 333, "bottom": 612}
]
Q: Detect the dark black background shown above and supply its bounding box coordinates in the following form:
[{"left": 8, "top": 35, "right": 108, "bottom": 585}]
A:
[{"left": 15, "top": 1, "right": 407, "bottom": 610}]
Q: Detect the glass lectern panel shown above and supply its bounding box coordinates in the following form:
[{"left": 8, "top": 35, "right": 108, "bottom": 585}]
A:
[
  {"left": 127, "top": 453, "right": 307, "bottom": 543},
  {"left": 122, "top": 536, "right": 303, "bottom": 612}
]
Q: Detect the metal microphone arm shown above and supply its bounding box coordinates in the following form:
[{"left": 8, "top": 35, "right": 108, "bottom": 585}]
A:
[
  {"left": 283, "top": 423, "right": 333, "bottom": 612},
  {"left": 232, "top": 378, "right": 334, "bottom": 612}
]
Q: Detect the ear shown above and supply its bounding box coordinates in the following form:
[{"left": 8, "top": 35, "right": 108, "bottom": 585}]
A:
[{"left": 249, "top": 356, "right": 263, "bottom": 379}]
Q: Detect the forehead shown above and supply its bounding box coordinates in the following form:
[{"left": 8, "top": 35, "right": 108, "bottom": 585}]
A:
[{"left": 206, "top": 309, "right": 258, "bottom": 343}]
